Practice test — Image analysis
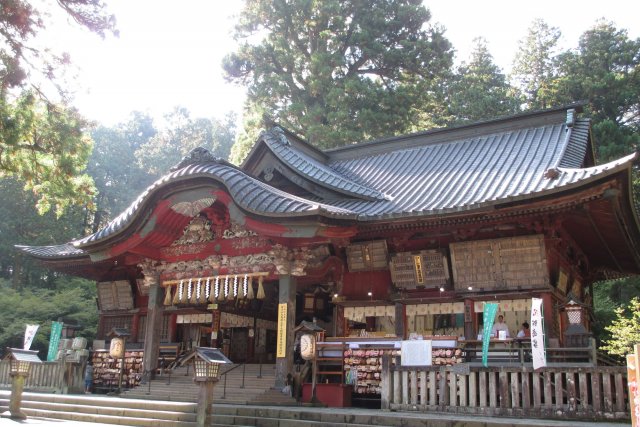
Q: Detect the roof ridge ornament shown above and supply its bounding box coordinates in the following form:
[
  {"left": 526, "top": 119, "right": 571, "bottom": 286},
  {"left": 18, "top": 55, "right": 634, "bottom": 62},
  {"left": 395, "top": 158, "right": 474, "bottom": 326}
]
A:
[
  {"left": 271, "top": 126, "right": 291, "bottom": 146},
  {"left": 170, "top": 147, "right": 220, "bottom": 171},
  {"left": 566, "top": 108, "right": 576, "bottom": 128}
]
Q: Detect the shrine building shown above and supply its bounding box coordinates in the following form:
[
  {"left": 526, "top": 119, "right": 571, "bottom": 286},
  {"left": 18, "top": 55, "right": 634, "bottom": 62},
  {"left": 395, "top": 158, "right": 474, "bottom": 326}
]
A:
[{"left": 17, "top": 104, "right": 640, "bottom": 389}]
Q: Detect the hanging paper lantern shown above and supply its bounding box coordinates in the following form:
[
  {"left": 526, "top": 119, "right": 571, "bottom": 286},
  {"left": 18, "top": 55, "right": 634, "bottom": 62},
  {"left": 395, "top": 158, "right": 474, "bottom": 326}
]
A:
[
  {"left": 247, "top": 277, "right": 254, "bottom": 300},
  {"left": 163, "top": 286, "right": 173, "bottom": 306},
  {"left": 257, "top": 276, "right": 265, "bottom": 300}
]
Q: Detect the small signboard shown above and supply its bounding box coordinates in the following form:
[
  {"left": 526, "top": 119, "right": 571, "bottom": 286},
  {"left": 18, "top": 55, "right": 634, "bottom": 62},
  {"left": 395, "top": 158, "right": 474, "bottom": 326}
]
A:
[
  {"left": 400, "top": 340, "right": 432, "bottom": 366},
  {"left": 276, "top": 303, "right": 287, "bottom": 358}
]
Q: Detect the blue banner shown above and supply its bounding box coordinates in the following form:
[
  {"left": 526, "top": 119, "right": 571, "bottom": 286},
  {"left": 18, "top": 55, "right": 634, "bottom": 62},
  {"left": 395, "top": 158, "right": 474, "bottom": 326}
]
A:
[
  {"left": 482, "top": 303, "right": 499, "bottom": 367},
  {"left": 47, "top": 321, "right": 63, "bottom": 361}
]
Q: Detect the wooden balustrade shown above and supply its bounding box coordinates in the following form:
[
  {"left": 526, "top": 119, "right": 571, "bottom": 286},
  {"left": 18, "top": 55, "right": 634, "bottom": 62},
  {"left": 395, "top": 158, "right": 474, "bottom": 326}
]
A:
[
  {"left": 381, "top": 354, "right": 629, "bottom": 420},
  {"left": 0, "top": 360, "right": 82, "bottom": 393}
]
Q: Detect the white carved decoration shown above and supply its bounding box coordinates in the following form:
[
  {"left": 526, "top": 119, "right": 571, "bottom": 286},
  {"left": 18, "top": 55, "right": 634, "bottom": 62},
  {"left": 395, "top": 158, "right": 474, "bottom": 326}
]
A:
[
  {"left": 170, "top": 197, "right": 216, "bottom": 216},
  {"left": 222, "top": 223, "right": 258, "bottom": 239},
  {"left": 172, "top": 215, "right": 214, "bottom": 246}
]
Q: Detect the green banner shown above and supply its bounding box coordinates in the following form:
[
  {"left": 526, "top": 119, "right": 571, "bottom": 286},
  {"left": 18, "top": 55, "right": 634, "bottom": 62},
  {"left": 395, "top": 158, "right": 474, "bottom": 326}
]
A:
[
  {"left": 482, "top": 303, "right": 499, "bottom": 367},
  {"left": 47, "top": 321, "right": 63, "bottom": 361}
]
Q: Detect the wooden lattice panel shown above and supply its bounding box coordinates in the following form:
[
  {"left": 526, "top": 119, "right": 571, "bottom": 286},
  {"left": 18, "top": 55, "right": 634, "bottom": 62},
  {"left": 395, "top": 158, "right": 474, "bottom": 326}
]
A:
[
  {"left": 450, "top": 235, "right": 549, "bottom": 291},
  {"left": 390, "top": 250, "right": 449, "bottom": 289},
  {"left": 346, "top": 240, "right": 389, "bottom": 271},
  {"left": 97, "top": 281, "right": 134, "bottom": 311}
]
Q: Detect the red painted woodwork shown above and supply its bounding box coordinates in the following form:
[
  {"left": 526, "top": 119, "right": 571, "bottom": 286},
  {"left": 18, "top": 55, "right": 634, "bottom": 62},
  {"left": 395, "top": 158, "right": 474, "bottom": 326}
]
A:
[
  {"left": 342, "top": 270, "right": 391, "bottom": 300},
  {"left": 302, "top": 383, "right": 353, "bottom": 407}
]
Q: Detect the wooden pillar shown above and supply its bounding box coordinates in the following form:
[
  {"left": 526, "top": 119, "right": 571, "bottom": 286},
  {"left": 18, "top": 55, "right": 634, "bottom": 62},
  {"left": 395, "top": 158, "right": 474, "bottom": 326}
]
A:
[
  {"left": 464, "top": 299, "right": 475, "bottom": 339},
  {"left": 335, "top": 305, "right": 345, "bottom": 337},
  {"left": 394, "top": 302, "right": 405, "bottom": 339},
  {"left": 541, "top": 293, "right": 555, "bottom": 341},
  {"left": 275, "top": 274, "right": 296, "bottom": 388},
  {"left": 142, "top": 272, "right": 163, "bottom": 379},
  {"left": 131, "top": 313, "right": 140, "bottom": 343},
  {"left": 168, "top": 313, "right": 178, "bottom": 343}
]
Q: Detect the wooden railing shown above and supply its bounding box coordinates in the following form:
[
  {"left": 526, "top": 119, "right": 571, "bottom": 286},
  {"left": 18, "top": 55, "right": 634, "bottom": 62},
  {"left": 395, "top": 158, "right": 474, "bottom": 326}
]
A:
[
  {"left": 381, "top": 355, "right": 629, "bottom": 421},
  {"left": 0, "top": 360, "right": 84, "bottom": 393}
]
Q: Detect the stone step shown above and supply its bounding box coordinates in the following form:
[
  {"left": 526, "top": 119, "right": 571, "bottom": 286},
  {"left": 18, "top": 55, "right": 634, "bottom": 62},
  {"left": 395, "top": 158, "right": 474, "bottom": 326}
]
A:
[
  {"left": 22, "top": 408, "right": 196, "bottom": 426},
  {"left": 210, "top": 413, "right": 394, "bottom": 427},
  {"left": 0, "top": 391, "right": 198, "bottom": 426}
]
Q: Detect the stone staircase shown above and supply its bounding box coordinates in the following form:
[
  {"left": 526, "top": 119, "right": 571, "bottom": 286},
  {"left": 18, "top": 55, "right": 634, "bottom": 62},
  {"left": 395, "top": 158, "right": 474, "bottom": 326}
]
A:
[
  {"left": 122, "top": 363, "right": 290, "bottom": 405},
  {"left": 0, "top": 390, "right": 197, "bottom": 426}
]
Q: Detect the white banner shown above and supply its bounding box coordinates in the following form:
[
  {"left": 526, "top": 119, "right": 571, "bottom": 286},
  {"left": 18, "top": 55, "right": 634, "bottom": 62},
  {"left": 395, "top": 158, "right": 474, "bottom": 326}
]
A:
[
  {"left": 530, "top": 298, "right": 547, "bottom": 370},
  {"left": 24, "top": 324, "right": 39, "bottom": 350}
]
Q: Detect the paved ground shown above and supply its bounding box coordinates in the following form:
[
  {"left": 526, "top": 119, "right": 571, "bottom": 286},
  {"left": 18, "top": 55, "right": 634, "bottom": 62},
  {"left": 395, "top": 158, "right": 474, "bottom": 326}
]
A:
[
  {"left": 1, "top": 416, "right": 117, "bottom": 426},
  {"left": 2, "top": 406, "right": 631, "bottom": 427}
]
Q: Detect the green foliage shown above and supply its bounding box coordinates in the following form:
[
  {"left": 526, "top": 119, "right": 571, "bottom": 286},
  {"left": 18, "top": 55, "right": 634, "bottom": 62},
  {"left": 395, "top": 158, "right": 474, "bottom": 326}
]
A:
[
  {"left": 0, "top": 177, "right": 88, "bottom": 288},
  {"left": 511, "top": 19, "right": 561, "bottom": 110},
  {"left": 0, "top": 93, "right": 96, "bottom": 217},
  {"left": 224, "top": 0, "right": 454, "bottom": 148},
  {"left": 448, "top": 38, "right": 520, "bottom": 123},
  {"left": 88, "top": 112, "right": 158, "bottom": 232},
  {"left": 135, "top": 108, "right": 237, "bottom": 174},
  {"left": 600, "top": 297, "right": 640, "bottom": 357},
  {"left": 0, "top": 277, "right": 98, "bottom": 358},
  {"left": 554, "top": 21, "right": 640, "bottom": 162},
  {"left": 0, "top": 0, "right": 116, "bottom": 216},
  {"left": 0, "top": 0, "right": 117, "bottom": 97}
]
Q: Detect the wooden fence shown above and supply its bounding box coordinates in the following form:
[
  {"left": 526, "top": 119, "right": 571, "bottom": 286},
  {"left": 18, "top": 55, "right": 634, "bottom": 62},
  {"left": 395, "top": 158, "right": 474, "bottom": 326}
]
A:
[
  {"left": 0, "top": 360, "right": 84, "bottom": 393},
  {"left": 381, "top": 355, "right": 629, "bottom": 421}
]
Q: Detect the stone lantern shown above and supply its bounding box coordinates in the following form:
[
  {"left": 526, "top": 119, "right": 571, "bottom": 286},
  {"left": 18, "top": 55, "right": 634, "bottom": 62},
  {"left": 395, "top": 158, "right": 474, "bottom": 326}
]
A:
[{"left": 1, "top": 348, "right": 41, "bottom": 420}]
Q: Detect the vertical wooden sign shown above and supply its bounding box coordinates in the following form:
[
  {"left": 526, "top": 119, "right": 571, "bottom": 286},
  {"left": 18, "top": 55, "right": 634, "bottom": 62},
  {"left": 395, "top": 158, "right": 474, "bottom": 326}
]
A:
[{"left": 276, "top": 303, "right": 287, "bottom": 358}]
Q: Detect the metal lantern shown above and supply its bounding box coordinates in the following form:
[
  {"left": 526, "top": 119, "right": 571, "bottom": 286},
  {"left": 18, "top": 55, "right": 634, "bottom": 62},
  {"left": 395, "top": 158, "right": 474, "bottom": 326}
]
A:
[
  {"left": 192, "top": 347, "right": 232, "bottom": 383},
  {"left": 5, "top": 348, "right": 40, "bottom": 376},
  {"left": 565, "top": 300, "right": 583, "bottom": 325},
  {"left": 2, "top": 348, "right": 41, "bottom": 421}
]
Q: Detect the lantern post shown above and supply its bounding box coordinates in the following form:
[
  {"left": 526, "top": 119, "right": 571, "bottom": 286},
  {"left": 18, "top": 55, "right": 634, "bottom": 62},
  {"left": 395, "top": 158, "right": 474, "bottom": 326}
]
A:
[
  {"left": 1, "top": 348, "right": 41, "bottom": 420},
  {"left": 191, "top": 347, "right": 232, "bottom": 426},
  {"left": 107, "top": 328, "right": 130, "bottom": 394}
]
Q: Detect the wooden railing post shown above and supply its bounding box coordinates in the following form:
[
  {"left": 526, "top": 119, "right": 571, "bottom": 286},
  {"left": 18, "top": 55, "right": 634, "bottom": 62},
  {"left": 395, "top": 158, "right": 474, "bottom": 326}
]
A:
[{"left": 380, "top": 353, "right": 391, "bottom": 409}]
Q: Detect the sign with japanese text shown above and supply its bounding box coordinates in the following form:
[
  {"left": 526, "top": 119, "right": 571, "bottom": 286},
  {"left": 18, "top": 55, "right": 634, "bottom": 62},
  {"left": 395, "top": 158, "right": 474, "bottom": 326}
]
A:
[
  {"left": 276, "top": 303, "right": 287, "bottom": 358},
  {"left": 481, "top": 302, "right": 499, "bottom": 367},
  {"left": 24, "top": 324, "right": 39, "bottom": 350},
  {"left": 46, "top": 321, "right": 63, "bottom": 362},
  {"left": 530, "top": 298, "right": 547, "bottom": 370}
]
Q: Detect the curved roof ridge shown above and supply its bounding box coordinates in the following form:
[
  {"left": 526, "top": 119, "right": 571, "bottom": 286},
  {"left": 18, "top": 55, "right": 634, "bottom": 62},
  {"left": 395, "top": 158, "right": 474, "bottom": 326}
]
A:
[
  {"left": 260, "top": 128, "right": 389, "bottom": 201},
  {"left": 72, "top": 160, "right": 357, "bottom": 248}
]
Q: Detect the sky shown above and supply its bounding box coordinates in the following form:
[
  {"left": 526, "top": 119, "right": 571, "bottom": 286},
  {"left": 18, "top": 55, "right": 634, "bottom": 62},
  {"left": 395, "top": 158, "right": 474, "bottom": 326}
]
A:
[{"left": 48, "top": 0, "right": 640, "bottom": 127}]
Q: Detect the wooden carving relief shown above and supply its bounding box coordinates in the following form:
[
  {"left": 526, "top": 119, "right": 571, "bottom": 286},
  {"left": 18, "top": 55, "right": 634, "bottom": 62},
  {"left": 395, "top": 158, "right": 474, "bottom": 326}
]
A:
[{"left": 450, "top": 235, "right": 549, "bottom": 291}]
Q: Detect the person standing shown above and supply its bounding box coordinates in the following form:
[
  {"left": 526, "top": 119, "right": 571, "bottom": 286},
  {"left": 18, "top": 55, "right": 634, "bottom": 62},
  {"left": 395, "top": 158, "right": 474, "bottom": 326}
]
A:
[
  {"left": 491, "top": 315, "right": 510, "bottom": 338},
  {"left": 84, "top": 361, "right": 94, "bottom": 393}
]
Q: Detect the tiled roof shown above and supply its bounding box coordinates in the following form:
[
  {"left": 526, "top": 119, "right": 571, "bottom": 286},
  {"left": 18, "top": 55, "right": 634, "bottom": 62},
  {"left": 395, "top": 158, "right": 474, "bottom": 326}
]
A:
[
  {"left": 260, "top": 129, "right": 388, "bottom": 201},
  {"left": 18, "top": 106, "right": 637, "bottom": 259},
  {"left": 15, "top": 243, "right": 86, "bottom": 259},
  {"left": 324, "top": 118, "right": 608, "bottom": 218},
  {"left": 73, "top": 161, "right": 356, "bottom": 247}
]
